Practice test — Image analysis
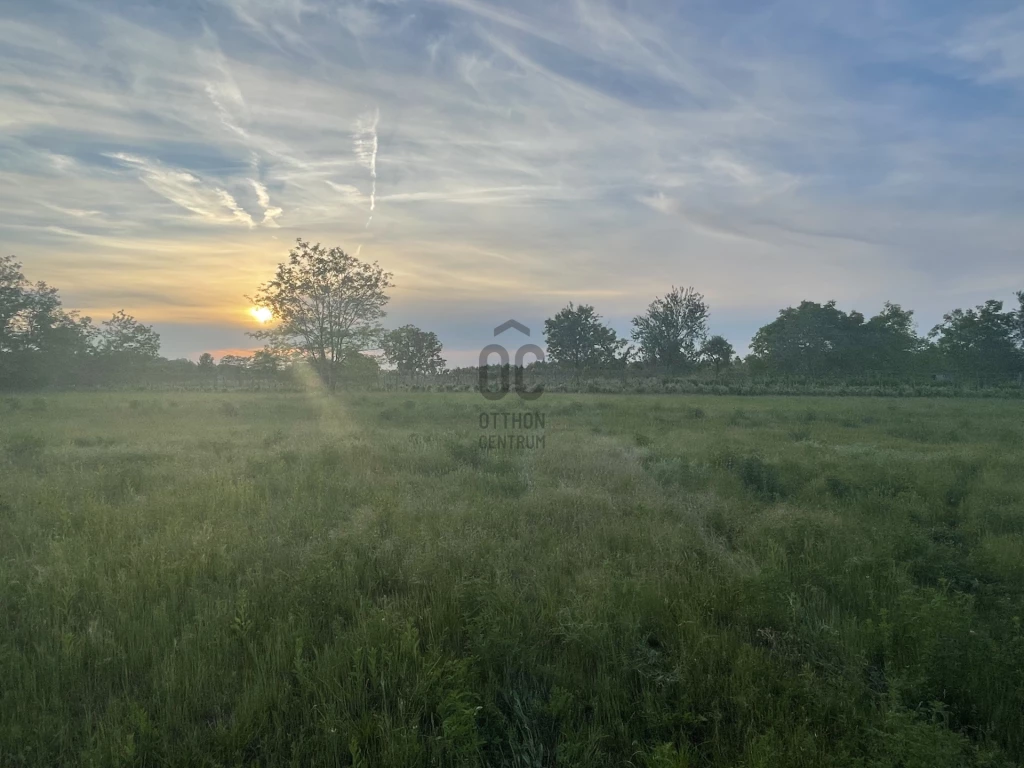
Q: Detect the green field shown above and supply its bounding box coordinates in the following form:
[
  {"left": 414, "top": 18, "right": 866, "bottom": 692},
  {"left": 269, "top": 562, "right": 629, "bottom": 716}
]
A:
[{"left": 2, "top": 392, "right": 1023, "bottom": 766}]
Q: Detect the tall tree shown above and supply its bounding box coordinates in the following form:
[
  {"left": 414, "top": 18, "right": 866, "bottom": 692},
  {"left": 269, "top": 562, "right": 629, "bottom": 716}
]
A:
[
  {"left": 219, "top": 354, "right": 251, "bottom": 369},
  {"left": 543, "top": 303, "right": 625, "bottom": 373},
  {"left": 631, "top": 286, "right": 709, "bottom": 371},
  {"left": 97, "top": 310, "right": 161, "bottom": 360},
  {"left": 929, "top": 299, "right": 1021, "bottom": 381},
  {"left": 381, "top": 325, "right": 446, "bottom": 376},
  {"left": 749, "top": 301, "right": 868, "bottom": 377},
  {"left": 0, "top": 255, "right": 33, "bottom": 354},
  {"left": 701, "top": 335, "right": 735, "bottom": 376},
  {"left": 1012, "top": 291, "right": 1024, "bottom": 354},
  {"left": 750, "top": 300, "right": 928, "bottom": 378},
  {"left": 251, "top": 349, "right": 283, "bottom": 374},
  {"left": 1, "top": 255, "right": 95, "bottom": 389},
  {"left": 93, "top": 310, "right": 160, "bottom": 386},
  {"left": 196, "top": 352, "right": 217, "bottom": 389},
  {"left": 861, "top": 302, "right": 922, "bottom": 376},
  {"left": 249, "top": 239, "right": 393, "bottom": 388}
]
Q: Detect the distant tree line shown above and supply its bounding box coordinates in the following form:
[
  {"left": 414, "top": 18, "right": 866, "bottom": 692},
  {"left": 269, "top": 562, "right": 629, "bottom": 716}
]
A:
[
  {"left": 3, "top": 243, "right": 1022, "bottom": 393},
  {"left": 0, "top": 244, "right": 444, "bottom": 392},
  {"left": 538, "top": 288, "right": 1024, "bottom": 386},
  {"left": 747, "top": 298, "right": 1024, "bottom": 383}
]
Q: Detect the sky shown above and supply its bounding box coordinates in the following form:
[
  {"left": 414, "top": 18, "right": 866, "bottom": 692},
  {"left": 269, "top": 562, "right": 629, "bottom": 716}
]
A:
[{"left": 2, "top": 0, "right": 1023, "bottom": 366}]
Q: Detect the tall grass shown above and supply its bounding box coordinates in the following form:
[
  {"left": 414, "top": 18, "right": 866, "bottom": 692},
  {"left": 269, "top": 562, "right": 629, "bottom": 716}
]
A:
[{"left": 1, "top": 392, "right": 1022, "bottom": 766}]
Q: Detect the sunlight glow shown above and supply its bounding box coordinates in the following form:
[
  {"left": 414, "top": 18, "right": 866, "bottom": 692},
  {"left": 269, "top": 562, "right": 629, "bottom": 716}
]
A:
[{"left": 250, "top": 307, "right": 273, "bottom": 324}]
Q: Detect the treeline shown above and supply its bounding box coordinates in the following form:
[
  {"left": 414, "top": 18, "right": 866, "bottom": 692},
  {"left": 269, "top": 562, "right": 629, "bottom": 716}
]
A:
[
  {"left": 0, "top": 256, "right": 164, "bottom": 390},
  {"left": 3, "top": 245, "right": 1023, "bottom": 394},
  {"left": 531, "top": 289, "right": 1024, "bottom": 385}
]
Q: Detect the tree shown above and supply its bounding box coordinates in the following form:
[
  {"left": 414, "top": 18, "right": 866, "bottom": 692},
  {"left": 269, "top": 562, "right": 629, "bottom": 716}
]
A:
[
  {"left": 1012, "top": 291, "right": 1024, "bottom": 353},
  {"left": 380, "top": 325, "right": 445, "bottom": 376},
  {"left": 929, "top": 299, "right": 1021, "bottom": 381},
  {"left": 217, "top": 354, "right": 252, "bottom": 388},
  {"left": 543, "top": 303, "right": 626, "bottom": 374},
  {"left": 195, "top": 352, "right": 217, "bottom": 389},
  {"left": 862, "top": 302, "right": 922, "bottom": 376},
  {"left": 749, "top": 300, "right": 927, "bottom": 379},
  {"left": 219, "top": 354, "right": 251, "bottom": 369},
  {"left": 249, "top": 239, "right": 393, "bottom": 388},
  {"left": 1, "top": 255, "right": 34, "bottom": 354},
  {"left": 701, "top": 335, "right": 735, "bottom": 376},
  {"left": 1, "top": 255, "right": 95, "bottom": 389},
  {"left": 749, "top": 301, "right": 866, "bottom": 377},
  {"left": 631, "top": 286, "right": 709, "bottom": 371},
  {"left": 92, "top": 310, "right": 161, "bottom": 385},
  {"left": 251, "top": 348, "right": 284, "bottom": 374},
  {"left": 97, "top": 310, "right": 161, "bottom": 360}
]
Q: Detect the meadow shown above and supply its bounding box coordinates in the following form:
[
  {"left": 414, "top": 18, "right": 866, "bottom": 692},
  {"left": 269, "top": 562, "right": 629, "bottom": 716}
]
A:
[{"left": 1, "top": 391, "right": 1023, "bottom": 767}]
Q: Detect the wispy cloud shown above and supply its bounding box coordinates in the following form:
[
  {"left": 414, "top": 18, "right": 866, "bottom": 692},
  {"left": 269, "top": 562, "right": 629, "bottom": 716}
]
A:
[
  {"left": 107, "top": 153, "right": 255, "bottom": 227},
  {"left": 353, "top": 108, "right": 380, "bottom": 227},
  {"left": 951, "top": 6, "right": 1024, "bottom": 83},
  {"left": 249, "top": 179, "right": 283, "bottom": 226},
  {"left": 0, "top": 0, "right": 1021, "bottom": 360}
]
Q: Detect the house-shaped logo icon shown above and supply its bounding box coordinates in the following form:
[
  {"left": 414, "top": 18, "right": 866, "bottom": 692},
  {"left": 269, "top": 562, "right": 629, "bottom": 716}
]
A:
[
  {"left": 493, "top": 319, "right": 530, "bottom": 337},
  {"left": 480, "top": 319, "right": 542, "bottom": 401}
]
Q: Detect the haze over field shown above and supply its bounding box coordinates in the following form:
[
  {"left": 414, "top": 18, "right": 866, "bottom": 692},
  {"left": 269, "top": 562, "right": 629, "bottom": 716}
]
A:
[{"left": 2, "top": 1, "right": 1023, "bottom": 363}]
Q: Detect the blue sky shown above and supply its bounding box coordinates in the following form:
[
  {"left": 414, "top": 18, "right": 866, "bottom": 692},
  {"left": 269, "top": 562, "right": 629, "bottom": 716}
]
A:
[{"left": 2, "top": 0, "right": 1022, "bottom": 364}]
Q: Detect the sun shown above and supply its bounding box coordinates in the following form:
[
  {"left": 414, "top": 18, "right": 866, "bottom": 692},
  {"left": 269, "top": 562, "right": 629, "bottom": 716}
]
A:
[{"left": 250, "top": 307, "right": 273, "bottom": 324}]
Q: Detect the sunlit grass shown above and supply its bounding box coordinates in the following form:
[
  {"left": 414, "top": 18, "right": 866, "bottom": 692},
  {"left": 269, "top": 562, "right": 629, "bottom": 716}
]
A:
[{"left": 1, "top": 392, "right": 1022, "bottom": 766}]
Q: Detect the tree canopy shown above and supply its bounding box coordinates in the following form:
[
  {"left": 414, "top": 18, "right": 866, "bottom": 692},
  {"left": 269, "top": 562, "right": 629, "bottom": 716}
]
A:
[
  {"left": 631, "top": 286, "right": 709, "bottom": 372},
  {"left": 701, "top": 335, "right": 735, "bottom": 375},
  {"left": 749, "top": 301, "right": 925, "bottom": 378},
  {"left": 543, "top": 303, "right": 626, "bottom": 372},
  {"left": 381, "top": 325, "right": 446, "bottom": 376},
  {"left": 929, "top": 299, "right": 1022, "bottom": 380},
  {"left": 0, "top": 255, "right": 96, "bottom": 388},
  {"left": 249, "top": 239, "right": 393, "bottom": 387},
  {"left": 97, "top": 310, "right": 161, "bottom": 361}
]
